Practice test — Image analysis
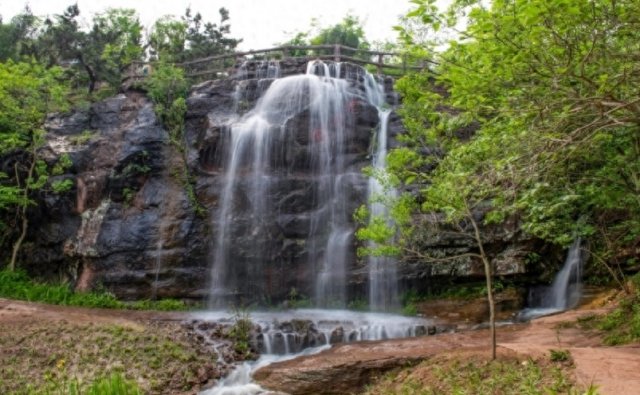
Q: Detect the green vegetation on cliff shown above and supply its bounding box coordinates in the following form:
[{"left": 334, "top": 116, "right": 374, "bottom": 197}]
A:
[
  {"left": 0, "top": 61, "right": 69, "bottom": 271},
  {"left": 358, "top": 0, "right": 640, "bottom": 290},
  {"left": 0, "top": 3, "right": 241, "bottom": 270}
]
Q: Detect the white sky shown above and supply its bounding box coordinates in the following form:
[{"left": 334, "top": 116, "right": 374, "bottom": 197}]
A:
[{"left": 0, "top": 0, "right": 416, "bottom": 50}]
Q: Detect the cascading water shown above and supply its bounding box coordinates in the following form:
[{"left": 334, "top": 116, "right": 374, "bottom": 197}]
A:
[
  {"left": 209, "top": 60, "right": 355, "bottom": 307},
  {"left": 195, "top": 309, "right": 432, "bottom": 395},
  {"left": 544, "top": 238, "right": 584, "bottom": 309},
  {"left": 363, "top": 72, "right": 399, "bottom": 311},
  {"left": 200, "top": 60, "right": 428, "bottom": 394},
  {"left": 519, "top": 239, "right": 584, "bottom": 319}
]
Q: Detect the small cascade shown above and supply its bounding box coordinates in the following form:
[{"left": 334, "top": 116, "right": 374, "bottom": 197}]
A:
[
  {"left": 544, "top": 239, "right": 584, "bottom": 309},
  {"left": 519, "top": 239, "right": 584, "bottom": 319},
  {"left": 199, "top": 350, "right": 327, "bottom": 395},
  {"left": 195, "top": 309, "right": 431, "bottom": 394},
  {"left": 193, "top": 309, "right": 432, "bottom": 356},
  {"left": 151, "top": 237, "right": 163, "bottom": 300},
  {"left": 363, "top": 72, "right": 399, "bottom": 311}
]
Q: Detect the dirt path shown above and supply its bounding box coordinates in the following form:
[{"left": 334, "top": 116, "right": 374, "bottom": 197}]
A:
[
  {"left": 499, "top": 310, "right": 640, "bottom": 395},
  {"left": 0, "top": 297, "right": 187, "bottom": 326}
]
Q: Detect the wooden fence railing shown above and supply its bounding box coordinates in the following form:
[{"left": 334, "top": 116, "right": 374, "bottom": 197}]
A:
[{"left": 125, "top": 44, "right": 436, "bottom": 81}]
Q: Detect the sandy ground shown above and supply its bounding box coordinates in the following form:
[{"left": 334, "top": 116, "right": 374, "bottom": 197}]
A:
[
  {"left": 499, "top": 310, "right": 640, "bottom": 395},
  {"left": 0, "top": 297, "right": 187, "bottom": 327}
]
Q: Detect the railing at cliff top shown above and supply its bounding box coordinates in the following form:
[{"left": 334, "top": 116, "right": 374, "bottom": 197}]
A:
[{"left": 125, "top": 44, "right": 436, "bottom": 82}]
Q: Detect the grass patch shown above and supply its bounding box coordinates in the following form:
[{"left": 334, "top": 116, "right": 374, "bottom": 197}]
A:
[
  {"left": 0, "top": 270, "right": 191, "bottom": 311},
  {"left": 23, "top": 372, "right": 142, "bottom": 395},
  {"left": 549, "top": 349, "right": 571, "bottom": 363},
  {"left": 0, "top": 320, "right": 218, "bottom": 394},
  {"left": 595, "top": 297, "right": 640, "bottom": 345},
  {"left": 363, "top": 354, "right": 598, "bottom": 395},
  {"left": 562, "top": 273, "right": 640, "bottom": 346}
]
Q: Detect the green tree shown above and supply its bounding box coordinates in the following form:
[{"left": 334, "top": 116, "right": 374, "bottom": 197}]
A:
[
  {"left": 0, "top": 61, "right": 68, "bottom": 270},
  {"left": 0, "top": 7, "right": 41, "bottom": 62},
  {"left": 310, "top": 15, "right": 369, "bottom": 51},
  {"left": 91, "top": 8, "right": 144, "bottom": 88},
  {"left": 358, "top": 0, "right": 640, "bottom": 359},
  {"left": 38, "top": 5, "right": 143, "bottom": 93},
  {"left": 149, "top": 7, "right": 240, "bottom": 63},
  {"left": 148, "top": 16, "right": 187, "bottom": 63},
  {"left": 183, "top": 7, "right": 241, "bottom": 60},
  {"left": 399, "top": 0, "right": 640, "bottom": 279}
]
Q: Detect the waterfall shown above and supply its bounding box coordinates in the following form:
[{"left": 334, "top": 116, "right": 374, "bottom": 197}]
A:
[
  {"left": 363, "top": 72, "right": 399, "bottom": 311},
  {"left": 208, "top": 60, "right": 399, "bottom": 309},
  {"left": 519, "top": 239, "right": 584, "bottom": 319},
  {"left": 544, "top": 239, "right": 583, "bottom": 309},
  {"left": 307, "top": 61, "right": 351, "bottom": 308},
  {"left": 209, "top": 60, "right": 353, "bottom": 307}
]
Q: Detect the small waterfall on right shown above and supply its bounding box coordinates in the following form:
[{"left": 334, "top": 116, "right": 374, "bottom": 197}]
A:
[
  {"left": 363, "top": 72, "right": 399, "bottom": 311},
  {"left": 519, "top": 239, "right": 584, "bottom": 319},
  {"left": 543, "top": 239, "right": 584, "bottom": 309}
]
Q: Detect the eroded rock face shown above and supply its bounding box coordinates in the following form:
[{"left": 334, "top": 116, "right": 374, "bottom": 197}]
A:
[
  {"left": 19, "top": 91, "right": 208, "bottom": 299},
  {"left": 14, "top": 60, "right": 556, "bottom": 302}
]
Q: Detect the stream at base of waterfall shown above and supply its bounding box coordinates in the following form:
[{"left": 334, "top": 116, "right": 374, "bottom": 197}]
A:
[{"left": 195, "top": 309, "right": 432, "bottom": 395}]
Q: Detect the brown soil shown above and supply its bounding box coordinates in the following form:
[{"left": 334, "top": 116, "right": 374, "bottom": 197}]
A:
[
  {"left": 0, "top": 298, "right": 220, "bottom": 394},
  {"left": 501, "top": 309, "right": 640, "bottom": 395}
]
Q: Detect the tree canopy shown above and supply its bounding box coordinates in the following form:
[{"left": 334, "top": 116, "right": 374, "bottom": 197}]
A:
[
  {"left": 359, "top": 0, "right": 640, "bottom": 282},
  {"left": 0, "top": 4, "right": 241, "bottom": 91},
  {"left": 149, "top": 7, "right": 241, "bottom": 63}
]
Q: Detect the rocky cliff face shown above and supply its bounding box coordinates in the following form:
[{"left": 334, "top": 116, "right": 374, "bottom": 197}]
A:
[
  {"left": 15, "top": 59, "right": 557, "bottom": 303},
  {"left": 23, "top": 91, "right": 208, "bottom": 299}
]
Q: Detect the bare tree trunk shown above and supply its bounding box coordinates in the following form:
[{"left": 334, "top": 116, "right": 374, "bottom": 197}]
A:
[
  {"left": 9, "top": 215, "right": 28, "bottom": 272},
  {"left": 78, "top": 53, "right": 97, "bottom": 93},
  {"left": 469, "top": 212, "right": 496, "bottom": 360},
  {"left": 9, "top": 153, "right": 36, "bottom": 271}
]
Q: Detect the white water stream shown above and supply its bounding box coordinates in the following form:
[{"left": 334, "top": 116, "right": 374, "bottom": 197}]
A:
[
  {"left": 363, "top": 71, "right": 399, "bottom": 311},
  {"left": 195, "top": 309, "right": 431, "bottom": 394},
  {"left": 519, "top": 239, "right": 584, "bottom": 320},
  {"left": 208, "top": 60, "right": 400, "bottom": 309}
]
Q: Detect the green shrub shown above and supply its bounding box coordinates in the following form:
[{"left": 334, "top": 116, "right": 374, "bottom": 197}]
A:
[
  {"left": 570, "top": 273, "right": 640, "bottom": 346},
  {"left": 402, "top": 302, "right": 418, "bottom": 316},
  {"left": 51, "top": 179, "right": 74, "bottom": 194},
  {"left": 128, "top": 298, "right": 190, "bottom": 311},
  {"left": 228, "top": 309, "right": 254, "bottom": 356},
  {"left": 549, "top": 349, "right": 571, "bottom": 362},
  {"left": 0, "top": 269, "right": 191, "bottom": 311},
  {"left": 82, "top": 372, "right": 142, "bottom": 395}
]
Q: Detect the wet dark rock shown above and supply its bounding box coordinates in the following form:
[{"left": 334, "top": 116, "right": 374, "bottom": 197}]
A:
[
  {"left": 11, "top": 91, "right": 208, "bottom": 299},
  {"left": 12, "top": 59, "right": 551, "bottom": 303},
  {"left": 330, "top": 326, "right": 345, "bottom": 344},
  {"left": 414, "top": 325, "right": 427, "bottom": 336}
]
